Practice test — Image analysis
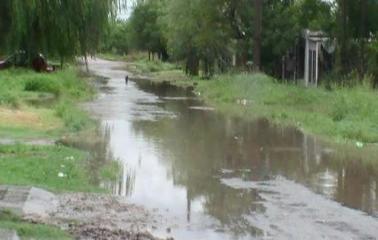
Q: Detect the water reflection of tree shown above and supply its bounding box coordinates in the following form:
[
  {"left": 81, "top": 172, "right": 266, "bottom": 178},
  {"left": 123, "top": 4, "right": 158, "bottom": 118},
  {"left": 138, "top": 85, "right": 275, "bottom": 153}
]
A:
[
  {"left": 132, "top": 107, "right": 268, "bottom": 236},
  {"left": 113, "top": 165, "right": 135, "bottom": 197},
  {"left": 60, "top": 123, "right": 120, "bottom": 187},
  {"left": 131, "top": 93, "right": 378, "bottom": 233}
]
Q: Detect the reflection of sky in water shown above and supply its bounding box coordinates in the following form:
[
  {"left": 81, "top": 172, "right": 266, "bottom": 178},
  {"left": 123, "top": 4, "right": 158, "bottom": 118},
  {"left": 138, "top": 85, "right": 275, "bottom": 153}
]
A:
[
  {"left": 313, "top": 169, "right": 338, "bottom": 198},
  {"left": 87, "top": 58, "right": 378, "bottom": 240},
  {"left": 105, "top": 119, "right": 231, "bottom": 238},
  {"left": 222, "top": 177, "right": 378, "bottom": 239}
]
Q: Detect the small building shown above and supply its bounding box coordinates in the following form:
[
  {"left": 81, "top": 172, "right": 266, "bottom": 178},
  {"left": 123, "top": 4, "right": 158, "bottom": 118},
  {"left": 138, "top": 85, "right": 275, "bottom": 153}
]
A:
[
  {"left": 303, "top": 30, "right": 330, "bottom": 87},
  {"left": 280, "top": 29, "right": 334, "bottom": 87}
]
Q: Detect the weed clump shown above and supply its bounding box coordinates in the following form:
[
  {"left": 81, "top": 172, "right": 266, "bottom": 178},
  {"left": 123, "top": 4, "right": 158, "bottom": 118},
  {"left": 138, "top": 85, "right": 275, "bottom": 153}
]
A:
[
  {"left": 55, "top": 101, "right": 93, "bottom": 132},
  {"left": 24, "top": 77, "right": 62, "bottom": 96}
]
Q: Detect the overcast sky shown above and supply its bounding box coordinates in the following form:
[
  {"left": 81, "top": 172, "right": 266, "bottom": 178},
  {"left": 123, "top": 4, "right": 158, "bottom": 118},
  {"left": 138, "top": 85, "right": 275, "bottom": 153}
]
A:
[{"left": 117, "top": 0, "right": 135, "bottom": 20}]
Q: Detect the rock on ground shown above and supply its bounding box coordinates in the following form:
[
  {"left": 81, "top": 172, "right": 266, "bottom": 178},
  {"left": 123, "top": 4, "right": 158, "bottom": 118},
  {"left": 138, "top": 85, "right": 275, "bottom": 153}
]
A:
[{"left": 0, "top": 185, "right": 58, "bottom": 218}]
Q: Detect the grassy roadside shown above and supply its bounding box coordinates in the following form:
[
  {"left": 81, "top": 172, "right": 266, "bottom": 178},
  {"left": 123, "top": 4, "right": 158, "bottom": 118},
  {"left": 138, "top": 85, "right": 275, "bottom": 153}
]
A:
[
  {"left": 197, "top": 74, "right": 378, "bottom": 143},
  {"left": 0, "top": 211, "right": 71, "bottom": 240},
  {"left": 0, "top": 67, "right": 119, "bottom": 239},
  {"left": 0, "top": 68, "right": 95, "bottom": 139},
  {"left": 0, "top": 144, "right": 98, "bottom": 192},
  {"left": 118, "top": 54, "right": 378, "bottom": 146}
]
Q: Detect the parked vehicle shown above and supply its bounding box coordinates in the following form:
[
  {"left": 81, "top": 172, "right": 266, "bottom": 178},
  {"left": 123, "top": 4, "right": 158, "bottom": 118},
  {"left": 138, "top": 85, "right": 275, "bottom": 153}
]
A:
[{"left": 0, "top": 51, "right": 56, "bottom": 72}]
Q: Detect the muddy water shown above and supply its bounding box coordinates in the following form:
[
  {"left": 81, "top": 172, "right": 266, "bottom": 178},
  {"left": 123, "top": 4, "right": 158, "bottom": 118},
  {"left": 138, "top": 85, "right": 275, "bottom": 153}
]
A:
[{"left": 85, "top": 59, "right": 378, "bottom": 240}]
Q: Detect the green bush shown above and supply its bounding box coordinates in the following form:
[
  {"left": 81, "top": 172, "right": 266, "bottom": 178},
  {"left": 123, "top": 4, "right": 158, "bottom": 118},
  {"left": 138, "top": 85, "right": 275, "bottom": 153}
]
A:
[
  {"left": 24, "top": 77, "right": 62, "bottom": 96},
  {"left": 330, "top": 95, "right": 348, "bottom": 122}
]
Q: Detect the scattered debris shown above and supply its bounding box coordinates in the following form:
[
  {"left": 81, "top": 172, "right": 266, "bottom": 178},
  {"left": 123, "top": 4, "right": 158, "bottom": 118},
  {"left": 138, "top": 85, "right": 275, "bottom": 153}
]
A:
[
  {"left": 236, "top": 99, "right": 249, "bottom": 106},
  {"left": 41, "top": 193, "right": 173, "bottom": 240},
  {"left": 58, "top": 172, "right": 67, "bottom": 178},
  {"left": 220, "top": 169, "right": 234, "bottom": 174},
  {"left": 355, "top": 141, "right": 364, "bottom": 149},
  {"left": 189, "top": 106, "right": 215, "bottom": 111},
  {"left": 65, "top": 156, "right": 75, "bottom": 161}
]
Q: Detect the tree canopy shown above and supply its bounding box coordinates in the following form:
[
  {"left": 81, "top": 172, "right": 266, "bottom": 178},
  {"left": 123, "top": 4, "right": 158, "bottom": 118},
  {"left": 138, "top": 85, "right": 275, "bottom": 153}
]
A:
[
  {"left": 4, "top": 0, "right": 377, "bottom": 83},
  {"left": 113, "top": 0, "right": 377, "bottom": 83},
  {"left": 0, "top": 0, "right": 121, "bottom": 63}
]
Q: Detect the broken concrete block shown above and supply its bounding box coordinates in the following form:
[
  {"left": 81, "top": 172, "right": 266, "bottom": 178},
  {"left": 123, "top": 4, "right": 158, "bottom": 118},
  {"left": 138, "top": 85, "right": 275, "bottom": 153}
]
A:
[{"left": 0, "top": 185, "right": 58, "bottom": 218}]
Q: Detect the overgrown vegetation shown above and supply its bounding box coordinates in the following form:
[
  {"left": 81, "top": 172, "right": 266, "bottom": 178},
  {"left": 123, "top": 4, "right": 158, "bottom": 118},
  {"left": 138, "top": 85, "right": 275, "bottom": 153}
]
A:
[
  {"left": 0, "top": 144, "right": 99, "bottom": 192},
  {"left": 197, "top": 74, "right": 378, "bottom": 143},
  {"left": 55, "top": 101, "right": 94, "bottom": 132},
  {"left": 0, "top": 68, "right": 94, "bottom": 138},
  {"left": 0, "top": 66, "right": 122, "bottom": 192}
]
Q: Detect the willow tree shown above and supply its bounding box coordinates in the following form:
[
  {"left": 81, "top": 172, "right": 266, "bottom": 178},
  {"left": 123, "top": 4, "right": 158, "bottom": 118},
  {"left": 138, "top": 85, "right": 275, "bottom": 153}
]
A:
[{"left": 0, "top": 0, "right": 122, "bottom": 66}]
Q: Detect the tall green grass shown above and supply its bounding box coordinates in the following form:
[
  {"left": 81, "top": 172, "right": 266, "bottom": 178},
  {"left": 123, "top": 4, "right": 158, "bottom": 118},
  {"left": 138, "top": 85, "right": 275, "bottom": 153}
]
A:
[
  {"left": 197, "top": 73, "right": 378, "bottom": 143},
  {"left": 0, "top": 68, "right": 93, "bottom": 106},
  {"left": 0, "top": 210, "right": 72, "bottom": 240},
  {"left": 0, "top": 144, "right": 100, "bottom": 192},
  {"left": 55, "top": 101, "right": 94, "bottom": 132},
  {"left": 0, "top": 68, "right": 94, "bottom": 135}
]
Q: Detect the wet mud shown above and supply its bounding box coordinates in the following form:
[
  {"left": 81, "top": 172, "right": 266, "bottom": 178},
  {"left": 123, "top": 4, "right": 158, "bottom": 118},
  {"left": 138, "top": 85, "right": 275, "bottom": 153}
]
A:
[{"left": 33, "top": 193, "right": 172, "bottom": 240}]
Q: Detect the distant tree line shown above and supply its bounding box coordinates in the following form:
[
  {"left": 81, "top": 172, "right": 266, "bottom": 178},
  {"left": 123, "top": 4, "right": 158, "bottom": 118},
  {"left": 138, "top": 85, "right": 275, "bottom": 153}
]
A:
[{"left": 104, "top": 0, "right": 378, "bottom": 85}]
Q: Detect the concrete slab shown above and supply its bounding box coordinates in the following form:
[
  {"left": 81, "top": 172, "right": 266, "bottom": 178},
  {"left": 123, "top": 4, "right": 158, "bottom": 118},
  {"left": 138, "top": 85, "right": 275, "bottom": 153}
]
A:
[
  {"left": 0, "top": 185, "right": 58, "bottom": 218},
  {"left": 0, "top": 229, "right": 20, "bottom": 240}
]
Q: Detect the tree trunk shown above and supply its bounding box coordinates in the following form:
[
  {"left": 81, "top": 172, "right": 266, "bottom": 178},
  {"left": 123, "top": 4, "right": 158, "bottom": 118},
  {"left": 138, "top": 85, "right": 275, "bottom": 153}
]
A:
[
  {"left": 358, "top": 0, "right": 367, "bottom": 80},
  {"left": 60, "top": 56, "right": 64, "bottom": 69},
  {"left": 186, "top": 53, "right": 199, "bottom": 76},
  {"left": 253, "top": 0, "right": 263, "bottom": 71},
  {"left": 339, "top": 0, "right": 349, "bottom": 75},
  {"left": 84, "top": 54, "right": 89, "bottom": 73}
]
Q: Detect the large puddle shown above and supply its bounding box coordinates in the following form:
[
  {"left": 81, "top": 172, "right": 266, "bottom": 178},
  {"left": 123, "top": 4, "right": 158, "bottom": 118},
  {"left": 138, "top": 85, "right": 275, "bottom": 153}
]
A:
[{"left": 85, "top": 59, "right": 378, "bottom": 240}]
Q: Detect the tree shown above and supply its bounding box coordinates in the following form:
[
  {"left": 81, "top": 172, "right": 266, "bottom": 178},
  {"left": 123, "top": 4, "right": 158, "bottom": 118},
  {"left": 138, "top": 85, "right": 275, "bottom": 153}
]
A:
[
  {"left": 0, "top": 0, "right": 121, "bottom": 66},
  {"left": 128, "top": 0, "right": 168, "bottom": 60},
  {"left": 164, "top": 0, "right": 233, "bottom": 76},
  {"left": 253, "top": 0, "right": 262, "bottom": 71},
  {"left": 102, "top": 21, "right": 130, "bottom": 55},
  {"left": 335, "top": 0, "right": 378, "bottom": 79}
]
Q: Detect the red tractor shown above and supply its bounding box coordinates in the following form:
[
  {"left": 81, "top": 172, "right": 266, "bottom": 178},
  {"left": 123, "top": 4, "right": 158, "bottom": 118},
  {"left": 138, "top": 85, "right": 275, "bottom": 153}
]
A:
[{"left": 0, "top": 51, "right": 56, "bottom": 72}]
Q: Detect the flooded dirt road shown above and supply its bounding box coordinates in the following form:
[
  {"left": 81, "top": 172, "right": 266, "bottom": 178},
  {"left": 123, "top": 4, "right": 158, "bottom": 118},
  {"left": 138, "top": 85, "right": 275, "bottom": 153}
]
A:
[{"left": 85, "top": 59, "right": 378, "bottom": 240}]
